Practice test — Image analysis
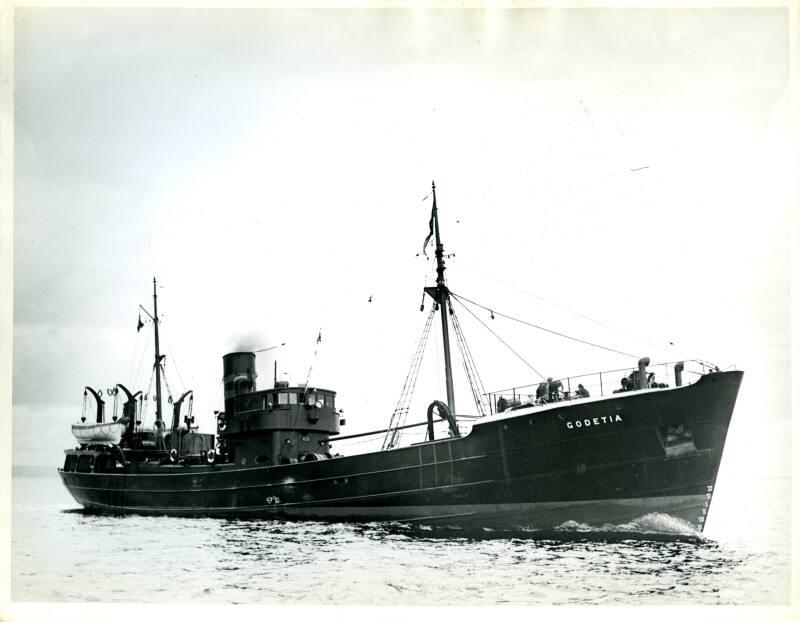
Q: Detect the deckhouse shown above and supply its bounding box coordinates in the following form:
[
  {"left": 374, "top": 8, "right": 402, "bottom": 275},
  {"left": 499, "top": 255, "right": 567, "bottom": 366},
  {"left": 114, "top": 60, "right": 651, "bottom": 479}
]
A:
[{"left": 217, "top": 352, "right": 341, "bottom": 467}]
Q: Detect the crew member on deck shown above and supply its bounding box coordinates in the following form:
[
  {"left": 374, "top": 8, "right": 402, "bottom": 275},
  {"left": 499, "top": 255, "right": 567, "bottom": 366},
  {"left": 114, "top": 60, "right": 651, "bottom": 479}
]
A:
[
  {"left": 548, "top": 377, "right": 563, "bottom": 402},
  {"left": 536, "top": 381, "right": 549, "bottom": 404},
  {"left": 576, "top": 384, "right": 590, "bottom": 398}
]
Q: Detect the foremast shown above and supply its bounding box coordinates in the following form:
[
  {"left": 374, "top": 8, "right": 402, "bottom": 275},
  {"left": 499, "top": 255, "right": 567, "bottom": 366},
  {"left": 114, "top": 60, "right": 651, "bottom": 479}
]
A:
[{"left": 425, "top": 181, "right": 456, "bottom": 415}]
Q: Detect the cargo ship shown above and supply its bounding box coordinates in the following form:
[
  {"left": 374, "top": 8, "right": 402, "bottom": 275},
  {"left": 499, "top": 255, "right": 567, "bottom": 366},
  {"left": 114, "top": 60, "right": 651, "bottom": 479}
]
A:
[{"left": 59, "top": 184, "right": 742, "bottom": 531}]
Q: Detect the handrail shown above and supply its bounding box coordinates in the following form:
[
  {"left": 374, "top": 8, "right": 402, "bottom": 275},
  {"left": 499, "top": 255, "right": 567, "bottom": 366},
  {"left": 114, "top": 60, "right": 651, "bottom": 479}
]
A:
[
  {"left": 485, "top": 359, "right": 710, "bottom": 396},
  {"left": 482, "top": 359, "right": 718, "bottom": 414}
]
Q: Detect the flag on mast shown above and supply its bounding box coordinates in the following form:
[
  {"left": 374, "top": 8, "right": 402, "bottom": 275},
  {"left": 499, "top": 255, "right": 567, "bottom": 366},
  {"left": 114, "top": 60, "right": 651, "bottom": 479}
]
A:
[
  {"left": 137, "top": 312, "right": 144, "bottom": 332},
  {"left": 422, "top": 193, "right": 436, "bottom": 258}
]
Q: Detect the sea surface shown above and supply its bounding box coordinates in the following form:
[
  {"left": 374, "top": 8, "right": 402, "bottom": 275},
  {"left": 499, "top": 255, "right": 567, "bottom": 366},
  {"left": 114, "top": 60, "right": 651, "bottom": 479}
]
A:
[{"left": 10, "top": 471, "right": 791, "bottom": 605}]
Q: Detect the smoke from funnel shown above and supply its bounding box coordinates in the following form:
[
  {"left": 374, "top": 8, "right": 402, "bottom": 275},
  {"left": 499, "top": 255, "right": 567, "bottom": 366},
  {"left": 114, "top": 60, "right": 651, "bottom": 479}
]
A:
[{"left": 227, "top": 331, "right": 268, "bottom": 353}]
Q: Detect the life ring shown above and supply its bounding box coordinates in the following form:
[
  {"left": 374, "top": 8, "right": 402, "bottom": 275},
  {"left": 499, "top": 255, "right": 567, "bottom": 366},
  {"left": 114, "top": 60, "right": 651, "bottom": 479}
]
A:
[
  {"left": 169, "top": 448, "right": 178, "bottom": 463},
  {"left": 206, "top": 449, "right": 215, "bottom": 464}
]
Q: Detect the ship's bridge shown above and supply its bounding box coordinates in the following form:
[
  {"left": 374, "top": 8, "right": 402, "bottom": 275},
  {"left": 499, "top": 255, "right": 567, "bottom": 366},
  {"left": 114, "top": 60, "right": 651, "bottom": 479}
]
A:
[
  {"left": 236, "top": 385, "right": 336, "bottom": 412},
  {"left": 221, "top": 384, "right": 340, "bottom": 437},
  {"left": 218, "top": 352, "right": 341, "bottom": 466}
]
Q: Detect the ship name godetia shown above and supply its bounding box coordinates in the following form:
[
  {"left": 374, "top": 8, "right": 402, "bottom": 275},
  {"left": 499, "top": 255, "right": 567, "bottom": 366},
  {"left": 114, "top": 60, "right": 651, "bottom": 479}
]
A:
[{"left": 565, "top": 414, "right": 623, "bottom": 429}]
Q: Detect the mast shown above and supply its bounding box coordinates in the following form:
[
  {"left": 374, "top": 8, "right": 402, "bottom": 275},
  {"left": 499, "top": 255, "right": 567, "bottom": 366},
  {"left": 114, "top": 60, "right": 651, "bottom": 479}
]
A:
[
  {"left": 431, "top": 182, "right": 456, "bottom": 414},
  {"left": 153, "top": 277, "right": 164, "bottom": 434}
]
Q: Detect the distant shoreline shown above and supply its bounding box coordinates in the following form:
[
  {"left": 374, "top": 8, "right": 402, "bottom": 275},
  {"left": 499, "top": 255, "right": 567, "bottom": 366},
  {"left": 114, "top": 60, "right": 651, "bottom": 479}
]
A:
[{"left": 12, "top": 464, "right": 58, "bottom": 478}]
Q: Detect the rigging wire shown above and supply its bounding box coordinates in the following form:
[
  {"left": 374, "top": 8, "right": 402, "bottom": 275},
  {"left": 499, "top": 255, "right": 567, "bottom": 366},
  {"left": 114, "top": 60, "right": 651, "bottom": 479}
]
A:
[
  {"left": 211, "top": 379, "right": 224, "bottom": 413},
  {"left": 131, "top": 322, "right": 154, "bottom": 389},
  {"left": 450, "top": 257, "right": 678, "bottom": 356},
  {"left": 451, "top": 295, "right": 545, "bottom": 381},
  {"left": 127, "top": 305, "right": 155, "bottom": 383},
  {"left": 126, "top": 323, "right": 142, "bottom": 387},
  {"left": 303, "top": 328, "right": 323, "bottom": 389},
  {"left": 160, "top": 327, "right": 186, "bottom": 393},
  {"left": 454, "top": 307, "right": 488, "bottom": 411},
  {"left": 453, "top": 307, "right": 489, "bottom": 416},
  {"left": 286, "top": 330, "right": 325, "bottom": 437},
  {"left": 451, "top": 291, "right": 641, "bottom": 360},
  {"left": 383, "top": 306, "right": 437, "bottom": 450},
  {"left": 450, "top": 305, "right": 488, "bottom": 417},
  {"left": 141, "top": 366, "right": 156, "bottom": 427},
  {"left": 160, "top": 360, "right": 175, "bottom": 405}
]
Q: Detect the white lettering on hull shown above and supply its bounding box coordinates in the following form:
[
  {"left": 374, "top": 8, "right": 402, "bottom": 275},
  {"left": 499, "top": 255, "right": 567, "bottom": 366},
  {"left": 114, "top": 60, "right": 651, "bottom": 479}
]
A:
[{"left": 566, "top": 414, "right": 623, "bottom": 429}]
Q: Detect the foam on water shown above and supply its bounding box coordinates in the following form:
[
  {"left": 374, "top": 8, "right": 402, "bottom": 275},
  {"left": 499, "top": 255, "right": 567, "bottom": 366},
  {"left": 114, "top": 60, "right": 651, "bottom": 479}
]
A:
[
  {"left": 554, "top": 512, "right": 704, "bottom": 539},
  {"left": 625, "top": 512, "right": 704, "bottom": 537}
]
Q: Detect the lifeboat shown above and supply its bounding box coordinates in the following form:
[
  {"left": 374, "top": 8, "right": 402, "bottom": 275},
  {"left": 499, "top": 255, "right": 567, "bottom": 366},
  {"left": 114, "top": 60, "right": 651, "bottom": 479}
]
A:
[{"left": 71, "top": 420, "right": 126, "bottom": 445}]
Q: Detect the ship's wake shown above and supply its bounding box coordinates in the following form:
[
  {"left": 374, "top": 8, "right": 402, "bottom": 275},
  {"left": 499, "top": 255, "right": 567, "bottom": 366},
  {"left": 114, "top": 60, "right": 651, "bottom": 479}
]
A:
[
  {"left": 386, "top": 512, "right": 706, "bottom": 543},
  {"left": 547, "top": 512, "right": 705, "bottom": 541}
]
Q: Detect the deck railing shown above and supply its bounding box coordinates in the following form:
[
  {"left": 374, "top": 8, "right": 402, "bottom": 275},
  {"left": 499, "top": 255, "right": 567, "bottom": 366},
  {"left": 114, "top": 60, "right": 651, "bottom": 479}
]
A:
[{"left": 483, "top": 359, "right": 726, "bottom": 416}]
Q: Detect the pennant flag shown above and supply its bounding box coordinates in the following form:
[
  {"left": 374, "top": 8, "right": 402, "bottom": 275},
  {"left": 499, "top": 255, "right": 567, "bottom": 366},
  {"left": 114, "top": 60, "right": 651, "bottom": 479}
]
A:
[
  {"left": 137, "top": 313, "right": 144, "bottom": 332},
  {"left": 317, "top": 330, "right": 322, "bottom": 344},
  {"left": 422, "top": 203, "right": 435, "bottom": 258}
]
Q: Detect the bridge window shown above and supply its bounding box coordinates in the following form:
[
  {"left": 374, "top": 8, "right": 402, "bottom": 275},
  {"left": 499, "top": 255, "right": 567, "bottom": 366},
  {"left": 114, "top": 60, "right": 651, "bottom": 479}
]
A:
[
  {"left": 277, "top": 393, "right": 289, "bottom": 406},
  {"left": 64, "top": 455, "right": 77, "bottom": 472},
  {"left": 240, "top": 394, "right": 264, "bottom": 411},
  {"left": 325, "top": 395, "right": 334, "bottom": 408},
  {"left": 289, "top": 393, "right": 298, "bottom": 405}
]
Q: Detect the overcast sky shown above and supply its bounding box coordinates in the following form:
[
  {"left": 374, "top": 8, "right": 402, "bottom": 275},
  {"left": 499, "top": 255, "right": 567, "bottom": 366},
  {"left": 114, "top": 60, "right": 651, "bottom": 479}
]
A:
[{"left": 8, "top": 6, "right": 790, "bottom": 477}]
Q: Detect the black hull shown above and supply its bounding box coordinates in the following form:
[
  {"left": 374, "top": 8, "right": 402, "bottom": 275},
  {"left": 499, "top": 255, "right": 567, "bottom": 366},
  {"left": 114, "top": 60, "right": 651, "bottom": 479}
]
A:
[{"left": 59, "top": 371, "right": 742, "bottom": 531}]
